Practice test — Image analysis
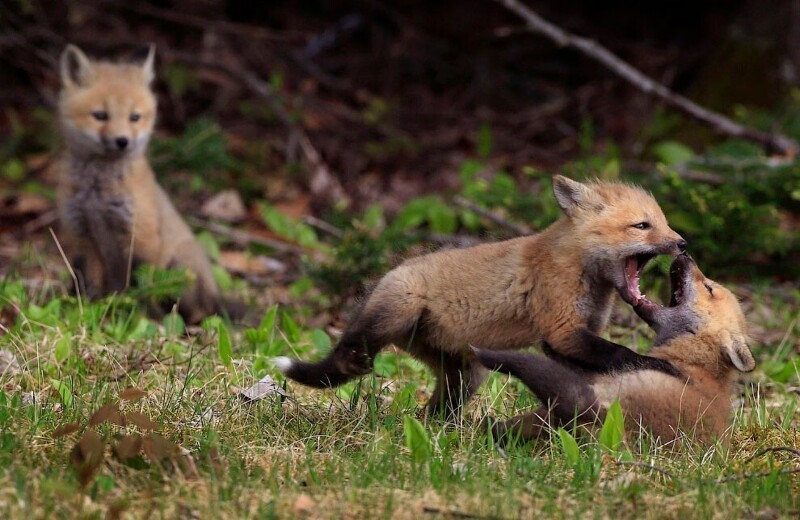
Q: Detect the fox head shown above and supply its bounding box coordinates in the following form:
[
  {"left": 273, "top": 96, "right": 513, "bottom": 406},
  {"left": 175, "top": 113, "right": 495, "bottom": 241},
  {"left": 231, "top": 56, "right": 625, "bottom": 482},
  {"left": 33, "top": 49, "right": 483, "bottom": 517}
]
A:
[
  {"left": 551, "top": 175, "right": 686, "bottom": 306},
  {"left": 58, "top": 44, "right": 157, "bottom": 159},
  {"left": 635, "top": 254, "right": 755, "bottom": 377}
]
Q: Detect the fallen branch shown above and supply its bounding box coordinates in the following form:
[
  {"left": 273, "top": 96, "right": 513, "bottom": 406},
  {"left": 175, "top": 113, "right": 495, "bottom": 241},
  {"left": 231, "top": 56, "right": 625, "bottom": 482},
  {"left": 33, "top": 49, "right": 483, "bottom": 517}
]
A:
[
  {"left": 166, "top": 51, "right": 351, "bottom": 209},
  {"left": 453, "top": 195, "right": 530, "bottom": 236},
  {"left": 743, "top": 446, "right": 800, "bottom": 465},
  {"left": 494, "top": 0, "right": 799, "bottom": 155}
]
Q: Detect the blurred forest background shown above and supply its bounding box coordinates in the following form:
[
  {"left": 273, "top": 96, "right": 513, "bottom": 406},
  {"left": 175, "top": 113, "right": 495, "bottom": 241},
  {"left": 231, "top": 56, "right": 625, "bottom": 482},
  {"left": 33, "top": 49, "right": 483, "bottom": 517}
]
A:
[{"left": 1, "top": 0, "right": 800, "bottom": 302}]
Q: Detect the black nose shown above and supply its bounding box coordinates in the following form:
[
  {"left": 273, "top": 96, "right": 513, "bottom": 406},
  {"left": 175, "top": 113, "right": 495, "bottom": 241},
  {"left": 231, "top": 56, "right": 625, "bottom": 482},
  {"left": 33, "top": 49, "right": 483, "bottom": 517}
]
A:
[
  {"left": 115, "top": 137, "right": 129, "bottom": 150},
  {"left": 677, "top": 239, "right": 688, "bottom": 252}
]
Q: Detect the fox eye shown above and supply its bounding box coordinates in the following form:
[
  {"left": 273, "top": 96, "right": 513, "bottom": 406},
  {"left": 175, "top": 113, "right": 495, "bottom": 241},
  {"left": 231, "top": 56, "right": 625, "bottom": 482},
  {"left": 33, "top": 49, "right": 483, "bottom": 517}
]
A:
[
  {"left": 631, "top": 222, "right": 651, "bottom": 230},
  {"left": 704, "top": 283, "right": 714, "bottom": 296},
  {"left": 92, "top": 111, "right": 109, "bottom": 121},
  {"left": 130, "top": 113, "right": 141, "bottom": 122}
]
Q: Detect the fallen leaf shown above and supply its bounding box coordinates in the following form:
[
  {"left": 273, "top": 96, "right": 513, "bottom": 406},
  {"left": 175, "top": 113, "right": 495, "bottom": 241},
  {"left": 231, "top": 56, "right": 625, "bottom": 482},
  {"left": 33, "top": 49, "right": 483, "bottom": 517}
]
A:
[
  {"left": 127, "top": 412, "right": 159, "bottom": 431},
  {"left": 0, "top": 350, "right": 20, "bottom": 376},
  {"left": 142, "top": 433, "right": 179, "bottom": 463},
  {"left": 239, "top": 375, "right": 290, "bottom": 402},
  {"left": 119, "top": 388, "right": 148, "bottom": 402},
  {"left": 218, "top": 251, "right": 284, "bottom": 276},
  {"left": 293, "top": 494, "right": 316, "bottom": 516},
  {"left": 52, "top": 422, "right": 80, "bottom": 439},
  {"left": 70, "top": 429, "right": 104, "bottom": 487},
  {"left": 201, "top": 189, "right": 246, "bottom": 223},
  {"left": 89, "top": 403, "right": 126, "bottom": 427},
  {"left": 114, "top": 434, "right": 143, "bottom": 461}
]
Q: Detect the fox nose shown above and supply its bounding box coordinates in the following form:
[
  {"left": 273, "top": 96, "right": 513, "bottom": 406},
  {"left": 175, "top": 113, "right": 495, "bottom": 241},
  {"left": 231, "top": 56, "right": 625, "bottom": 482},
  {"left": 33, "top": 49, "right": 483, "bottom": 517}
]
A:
[
  {"left": 677, "top": 239, "right": 688, "bottom": 252},
  {"left": 115, "top": 137, "right": 129, "bottom": 150}
]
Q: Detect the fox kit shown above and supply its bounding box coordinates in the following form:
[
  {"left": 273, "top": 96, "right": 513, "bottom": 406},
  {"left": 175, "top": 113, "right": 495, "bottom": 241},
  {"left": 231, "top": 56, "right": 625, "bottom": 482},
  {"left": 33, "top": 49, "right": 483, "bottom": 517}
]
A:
[
  {"left": 277, "top": 175, "right": 686, "bottom": 415},
  {"left": 475, "top": 254, "right": 755, "bottom": 446},
  {"left": 55, "top": 44, "right": 224, "bottom": 324}
]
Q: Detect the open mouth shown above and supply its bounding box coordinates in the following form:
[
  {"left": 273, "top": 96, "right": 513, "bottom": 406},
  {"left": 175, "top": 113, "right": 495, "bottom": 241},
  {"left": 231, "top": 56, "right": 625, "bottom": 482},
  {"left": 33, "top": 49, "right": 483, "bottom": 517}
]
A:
[{"left": 623, "top": 253, "right": 656, "bottom": 305}]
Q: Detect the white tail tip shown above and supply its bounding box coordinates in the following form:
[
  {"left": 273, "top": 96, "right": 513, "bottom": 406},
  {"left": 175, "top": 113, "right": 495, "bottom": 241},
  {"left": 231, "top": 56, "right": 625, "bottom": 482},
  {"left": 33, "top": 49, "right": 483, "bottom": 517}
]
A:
[{"left": 272, "top": 356, "right": 293, "bottom": 373}]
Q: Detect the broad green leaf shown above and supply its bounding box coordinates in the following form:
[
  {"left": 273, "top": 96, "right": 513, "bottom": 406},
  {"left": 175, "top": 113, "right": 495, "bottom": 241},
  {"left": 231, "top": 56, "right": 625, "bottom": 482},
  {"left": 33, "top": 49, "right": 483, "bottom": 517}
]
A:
[
  {"left": 282, "top": 314, "right": 301, "bottom": 344},
  {"left": 310, "top": 329, "right": 331, "bottom": 355},
  {"left": 653, "top": 141, "right": 695, "bottom": 165},
  {"left": 259, "top": 305, "right": 279, "bottom": 334},
  {"left": 403, "top": 415, "right": 432, "bottom": 462},
  {"left": 216, "top": 323, "right": 233, "bottom": 367},
  {"left": 599, "top": 400, "right": 625, "bottom": 452},
  {"left": 558, "top": 427, "right": 580, "bottom": 466},
  {"left": 54, "top": 336, "right": 72, "bottom": 363},
  {"left": 50, "top": 379, "right": 74, "bottom": 407}
]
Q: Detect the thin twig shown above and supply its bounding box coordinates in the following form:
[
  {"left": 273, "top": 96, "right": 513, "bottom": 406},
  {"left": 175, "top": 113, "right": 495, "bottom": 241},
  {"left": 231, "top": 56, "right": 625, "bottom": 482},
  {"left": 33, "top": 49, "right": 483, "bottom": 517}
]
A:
[
  {"left": 303, "top": 215, "right": 344, "bottom": 239},
  {"left": 453, "top": 195, "right": 530, "bottom": 236},
  {"left": 187, "top": 217, "right": 305, "bottom": 256},
  {"left": 494, "top": 0, "right": 799, "bottom": 155},
  {"left": 614, "top": 460, "right": 677, "bottom": 480},
  {"left": 422, "top": 506, "right": 506, "bottom": 520},
  {"left": 743, "top": 446, "right": 800, "bottom": 465},
  {"left": 49, "top": 227, "right": 83, "bottom": 317}
]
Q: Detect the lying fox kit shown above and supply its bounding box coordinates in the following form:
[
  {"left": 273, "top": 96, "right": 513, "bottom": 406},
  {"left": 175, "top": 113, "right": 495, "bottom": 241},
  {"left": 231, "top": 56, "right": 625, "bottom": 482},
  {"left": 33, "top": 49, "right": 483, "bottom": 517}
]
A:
[
  {"left": 475, "top": 254, "right": 755, "bottom": 446},
  {"left": 277, "top": 175, "right": 686, "bottom": 415},
  {"left": 55, "top": 44, "right": 226, "bottom": 323}
]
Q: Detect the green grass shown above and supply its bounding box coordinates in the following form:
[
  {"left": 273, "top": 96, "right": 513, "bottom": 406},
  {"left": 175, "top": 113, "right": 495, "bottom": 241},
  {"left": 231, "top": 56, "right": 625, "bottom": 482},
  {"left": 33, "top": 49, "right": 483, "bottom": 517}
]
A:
[{"left": 0, "top": 270, "right": 798, "bottom": 520}]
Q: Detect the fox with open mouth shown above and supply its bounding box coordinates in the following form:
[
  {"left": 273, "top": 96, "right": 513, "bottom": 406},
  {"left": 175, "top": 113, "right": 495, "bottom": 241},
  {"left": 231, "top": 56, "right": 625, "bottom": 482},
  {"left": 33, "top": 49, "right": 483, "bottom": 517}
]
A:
[
  {"left": 277, "top": 175, "right": 686, "bottom": 416},
  {"left": 475, "top": 253, "right": 755, "bottom": 445}
]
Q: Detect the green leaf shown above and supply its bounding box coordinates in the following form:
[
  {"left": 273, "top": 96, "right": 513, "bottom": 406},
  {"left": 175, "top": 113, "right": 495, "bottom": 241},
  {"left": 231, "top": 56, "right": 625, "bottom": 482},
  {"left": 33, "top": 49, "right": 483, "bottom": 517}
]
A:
[
  {"left": 427, "top": 203, "right": 457, "bottom": 234},
  {"left": 599, "top": 400, "right": 625, "bottom": 452},
  {"left": 282, "top": 314, "right": 301, "bottom": 344},
  {"left": 558, "top": 427, "right": 581, "bottom": 466},
  {"left": 163, "top": 312, "right": 186, "bottom": 337},
  {"left": 403, "top": 415, "right": 432, "bottom": 462},
  {"left": 54, "top": 336, "right": 72, "bottom": 363},
  {"left": 50, "top": 379, "right": 74, "bottom": 407},
  {"left": 310, "top": 329, "right": 331, "bottom": 355},
  {"left": 259, "top": 305, "right": 279, "bottom": 334},
  {"left": 652, "top": 141, "right": 695, "bottom": 165},
  {"left": 216, "top": 322, "right": 233, "bottom": 367}
]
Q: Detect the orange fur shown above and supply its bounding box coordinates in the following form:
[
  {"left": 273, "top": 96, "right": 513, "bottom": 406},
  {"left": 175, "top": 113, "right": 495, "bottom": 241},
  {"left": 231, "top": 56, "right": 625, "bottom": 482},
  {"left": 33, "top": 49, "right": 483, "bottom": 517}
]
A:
[{"left": 55, "top": 44, "right": 223, "bottom": 323}]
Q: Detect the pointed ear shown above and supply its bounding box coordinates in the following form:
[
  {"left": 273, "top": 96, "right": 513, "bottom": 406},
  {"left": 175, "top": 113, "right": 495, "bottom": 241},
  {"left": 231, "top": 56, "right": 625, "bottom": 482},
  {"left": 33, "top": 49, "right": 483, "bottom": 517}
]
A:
[
  {"left": 60, "top": 44, "right": 94, "bottom": 88},
  {"left": 552, "top": 175, "right": 602, "bottom": 218},
  {"left": 723, "top": 333, "right": 755, "bottom": 372},
  {"left": 138, "top": 43, "right": 156, "bottom": 84}
]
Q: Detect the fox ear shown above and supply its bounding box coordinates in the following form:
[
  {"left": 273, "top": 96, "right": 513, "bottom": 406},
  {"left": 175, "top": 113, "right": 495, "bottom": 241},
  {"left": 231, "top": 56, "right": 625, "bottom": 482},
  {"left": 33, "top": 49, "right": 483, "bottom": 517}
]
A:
[
  {"left": 552, "top": 175, "right": 601, "bottom": 217},
  {"left": 139, "top": 43, "right": 156, "bottom": 84},
  {"left": 722, "top": 332, "right": 755, "bottom": 372},
  {"left": 60, "top": 44, "right": 94, "bottom": 88}
]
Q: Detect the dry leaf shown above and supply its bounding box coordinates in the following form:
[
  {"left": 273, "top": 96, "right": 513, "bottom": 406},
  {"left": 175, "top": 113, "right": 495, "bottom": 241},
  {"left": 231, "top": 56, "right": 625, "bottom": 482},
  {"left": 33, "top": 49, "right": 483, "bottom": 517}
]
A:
[
  {"left": 114, "top": 434, "right": 143, "bottom": 461},
  {"left": 52, "top": 422, "right": 80, "bottom": 439},
  {"left": 119, "top": 388, "right": 148, "bottom": 402},
  {"left": 142, "top": 433, "right": 178, "bottom": 463},
  {"left": 293, "top": 494, "right": 317, "bottom": 516},
  {"left": 127, "top": 412, "right": 158, "bottom": 431},
  {"left": 0, "top": 349, "right": 20, "bottom": 376},
  {"left": 239, "top": 375, "right": 290, "bottom": 402},
  {"left": 70, "top": 429, "right": 104, "bottom": 487},
  {"left": 89, "top": 403, "right": 126, "bottom": 427},
  {"left": 201, "top": 189, "right": 246, "bottom": 223},
  {"left": 218, "top": 251, "right": 283, "bottom": 276}
]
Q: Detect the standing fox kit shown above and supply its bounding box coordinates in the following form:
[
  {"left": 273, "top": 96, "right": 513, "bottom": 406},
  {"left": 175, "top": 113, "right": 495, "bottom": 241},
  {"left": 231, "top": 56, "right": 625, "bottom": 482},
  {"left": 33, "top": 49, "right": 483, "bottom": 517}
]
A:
[
  {"left": 278, "top": 175, "right": 687, "bottom": 414},
  {"left": 56, "top": 44, "right": 223, "bottom": 323},
  {"left": 476, "top": 254, "right": 755, "bottom": 445}
]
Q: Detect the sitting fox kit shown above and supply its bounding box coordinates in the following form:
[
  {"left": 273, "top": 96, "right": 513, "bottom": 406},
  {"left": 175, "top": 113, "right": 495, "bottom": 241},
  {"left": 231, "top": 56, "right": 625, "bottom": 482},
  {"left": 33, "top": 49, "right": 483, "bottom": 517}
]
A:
[
  {"left": 475, "top": 254, "right": 755, "bottom": 445},
  {"left": 277, "top": 175, "right": 686, "bottom": 414},
  {"left": 55, "top": 44, "right": 222, "bottom": 323}
]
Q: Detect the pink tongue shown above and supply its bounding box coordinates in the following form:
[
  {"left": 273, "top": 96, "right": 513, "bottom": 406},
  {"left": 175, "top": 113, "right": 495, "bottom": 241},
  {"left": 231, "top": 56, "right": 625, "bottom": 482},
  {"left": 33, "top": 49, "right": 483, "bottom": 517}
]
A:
[{"left": 625, "top": 257, "right": 643, "bottom": 302}]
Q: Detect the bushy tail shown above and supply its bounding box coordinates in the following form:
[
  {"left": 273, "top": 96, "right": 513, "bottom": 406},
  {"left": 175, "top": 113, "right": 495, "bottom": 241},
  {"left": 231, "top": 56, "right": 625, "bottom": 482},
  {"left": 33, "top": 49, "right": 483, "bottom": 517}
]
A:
[{"left": 273, "top": 354, "right": 359, "bottom": 388}]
